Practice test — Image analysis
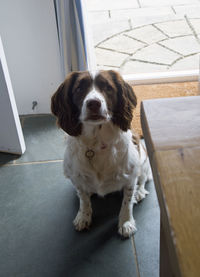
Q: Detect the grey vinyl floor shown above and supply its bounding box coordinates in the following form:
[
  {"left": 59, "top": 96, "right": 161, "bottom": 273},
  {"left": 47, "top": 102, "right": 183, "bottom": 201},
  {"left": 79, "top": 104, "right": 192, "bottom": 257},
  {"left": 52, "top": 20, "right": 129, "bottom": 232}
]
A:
[{"left": 0, "top": 115, "right": 160, "bottom": 277}]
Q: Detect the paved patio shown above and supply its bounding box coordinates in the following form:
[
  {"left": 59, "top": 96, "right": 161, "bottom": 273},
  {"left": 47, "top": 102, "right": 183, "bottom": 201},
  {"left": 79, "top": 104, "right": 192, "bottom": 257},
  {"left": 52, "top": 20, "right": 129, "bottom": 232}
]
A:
[{"left": 86, "top": 0, "right": 200, "bottom": 74}]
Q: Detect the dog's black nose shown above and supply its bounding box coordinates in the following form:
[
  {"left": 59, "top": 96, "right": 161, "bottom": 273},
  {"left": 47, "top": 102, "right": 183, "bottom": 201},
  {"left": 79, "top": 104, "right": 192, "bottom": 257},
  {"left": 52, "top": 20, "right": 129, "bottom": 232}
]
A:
[{"left": 87, "top": 99, "right": 101, "bottom": 112}]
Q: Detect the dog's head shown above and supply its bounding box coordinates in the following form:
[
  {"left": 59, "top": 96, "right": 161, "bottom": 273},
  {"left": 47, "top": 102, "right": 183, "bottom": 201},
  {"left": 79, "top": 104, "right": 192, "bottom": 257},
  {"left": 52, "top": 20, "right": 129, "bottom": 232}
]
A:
[{"left": 51, "top": 70, "right": 137, "bottom": 136}]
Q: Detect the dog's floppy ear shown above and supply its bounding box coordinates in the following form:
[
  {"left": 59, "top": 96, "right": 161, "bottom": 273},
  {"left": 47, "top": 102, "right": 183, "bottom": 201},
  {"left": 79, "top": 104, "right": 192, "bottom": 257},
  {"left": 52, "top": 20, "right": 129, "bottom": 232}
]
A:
[
  {"left": 51, "top": 72, "right": 82, "bottom": 136},
  {"left": 108, "top": 70, "right": 137, "bottom": 131}
]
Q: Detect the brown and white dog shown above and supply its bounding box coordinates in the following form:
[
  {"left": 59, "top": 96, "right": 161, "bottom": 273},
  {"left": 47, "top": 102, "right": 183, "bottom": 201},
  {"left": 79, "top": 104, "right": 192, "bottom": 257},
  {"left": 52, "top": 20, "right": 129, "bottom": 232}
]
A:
[{"left": 51, "top": 70, "right": 152, "bottom": 237}]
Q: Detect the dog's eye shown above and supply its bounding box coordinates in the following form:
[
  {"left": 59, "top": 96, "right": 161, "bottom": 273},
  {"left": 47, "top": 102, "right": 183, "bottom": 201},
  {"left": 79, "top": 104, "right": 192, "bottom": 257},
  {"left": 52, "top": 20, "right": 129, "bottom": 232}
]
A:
[
  {"left": 106, "top": 85, "right": 112, "bottom": 91},
  {"left": 102, "top": 83, "right": 112, "bottom": 92},
  {"left": 75, "top": 87, "right": 82, "bottom": 93}
]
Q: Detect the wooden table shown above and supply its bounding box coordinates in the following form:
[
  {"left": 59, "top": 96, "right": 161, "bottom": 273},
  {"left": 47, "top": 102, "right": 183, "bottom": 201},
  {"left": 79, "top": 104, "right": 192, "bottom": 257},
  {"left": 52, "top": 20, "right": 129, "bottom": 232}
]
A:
[{"left": 141, "top": 96, "right": 200, "bottom": 277}]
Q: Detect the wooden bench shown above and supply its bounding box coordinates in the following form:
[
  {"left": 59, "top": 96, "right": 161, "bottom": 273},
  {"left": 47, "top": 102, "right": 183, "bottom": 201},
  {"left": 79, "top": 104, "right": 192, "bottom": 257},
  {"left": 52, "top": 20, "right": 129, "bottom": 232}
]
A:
[{"left": 141, "top": 96, "right": 200, "bottom": 277}]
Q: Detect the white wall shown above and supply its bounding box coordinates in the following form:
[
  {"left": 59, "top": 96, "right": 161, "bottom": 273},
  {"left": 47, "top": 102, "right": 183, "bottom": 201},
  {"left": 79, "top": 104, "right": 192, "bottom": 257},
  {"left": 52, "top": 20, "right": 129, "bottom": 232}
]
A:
[{"left": 0, "top": 0, "right": 63, "bottom": 114}]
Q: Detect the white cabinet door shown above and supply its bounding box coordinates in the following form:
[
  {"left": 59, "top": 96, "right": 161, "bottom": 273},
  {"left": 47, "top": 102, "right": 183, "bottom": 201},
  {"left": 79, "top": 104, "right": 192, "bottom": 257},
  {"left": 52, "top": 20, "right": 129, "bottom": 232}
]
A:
[
  {"left": 0, "top": 37, "right": 25, "bottom": 155},
  {"left": 0, "top": 0, "right": 62, "bottom": 115}
]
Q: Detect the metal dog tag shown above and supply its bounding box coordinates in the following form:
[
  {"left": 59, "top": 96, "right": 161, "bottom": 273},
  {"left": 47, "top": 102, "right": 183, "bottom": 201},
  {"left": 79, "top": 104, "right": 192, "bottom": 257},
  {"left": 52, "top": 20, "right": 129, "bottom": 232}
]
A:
[{"left": 85, "top": 149, "right": 95, "bottom": 160}]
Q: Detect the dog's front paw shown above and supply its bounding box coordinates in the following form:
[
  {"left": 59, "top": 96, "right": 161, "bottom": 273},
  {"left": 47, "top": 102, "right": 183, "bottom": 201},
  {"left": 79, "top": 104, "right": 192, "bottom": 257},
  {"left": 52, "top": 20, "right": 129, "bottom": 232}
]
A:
[
  {"left": 73, "top": 211, "right": 92, "bottom": 231},
  {"left": 118, "top": 220, "right": 137, "bottom": 238}
]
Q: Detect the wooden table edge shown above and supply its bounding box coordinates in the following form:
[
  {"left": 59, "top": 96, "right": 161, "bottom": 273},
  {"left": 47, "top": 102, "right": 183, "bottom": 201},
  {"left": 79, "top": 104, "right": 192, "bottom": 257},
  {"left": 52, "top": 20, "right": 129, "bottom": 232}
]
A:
[{"left": 140, "top": 101, "right": 182, "bottom": 277}]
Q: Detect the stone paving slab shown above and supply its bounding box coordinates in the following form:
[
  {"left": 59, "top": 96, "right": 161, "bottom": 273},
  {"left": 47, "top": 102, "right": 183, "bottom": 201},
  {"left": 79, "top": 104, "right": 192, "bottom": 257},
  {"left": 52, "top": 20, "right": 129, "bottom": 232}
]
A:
[
  {"left": 121, "top": 60, "right": 168, "bottom": 74},
  {"left": 86, "top": 0, "right": 139, "bottom": 11},
  {"left": 125, "top": 25, "right": 167, "bottom": 44},
  {"left": 91, "top": 20, "right": 130, "bottom": 46},
  {"left": 95, "top": 48, "right": 129, "bottom": 67},
  {"left": 169, "top": 53, "right": 200, "bottom": 71},
  {"left": 110, "top": 6, "right": 174, "bottom": 20},
  {"left": 99, "top": 34, "right": 145, "bottom": 54},
  {"left": 88, "top": 11, "right": 109, "bottom": 24},
  {"left": 131, "top": 44, "right": 180, "bottom": 65},
  {"left": 97, "top": 65, "right": 120, "bottom": 71},
  {"left": 159, "top": 36, "right": 200, "bottom": 56},
  {"left": 190, "top": 19, "right": 200, "bottom": 34},
  {"left": 155, "top": 20, "right": 193, "bottom": 37},
  {"left": 173, "top": 5, "right": 200, "bottom": 17},
  {"left": 130, "top": 14, "right": 184, "bottom": 28}
]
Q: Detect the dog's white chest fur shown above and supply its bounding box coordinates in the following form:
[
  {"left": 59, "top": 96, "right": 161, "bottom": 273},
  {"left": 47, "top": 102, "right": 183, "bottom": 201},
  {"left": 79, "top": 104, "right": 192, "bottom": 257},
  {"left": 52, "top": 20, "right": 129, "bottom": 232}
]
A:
[{"left": 63, "top": 123, "right": 140, "bottom": 196}]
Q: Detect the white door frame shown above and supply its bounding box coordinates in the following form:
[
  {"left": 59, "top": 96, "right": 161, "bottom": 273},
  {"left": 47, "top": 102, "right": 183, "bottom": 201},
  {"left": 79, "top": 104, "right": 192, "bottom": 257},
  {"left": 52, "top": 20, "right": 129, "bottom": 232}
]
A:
[
  {"left": 0, "top": 37, "right": 25, "bottom": 155},
  {"left": 124, "top": 70, "right": 199, "bottom": 86}
]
